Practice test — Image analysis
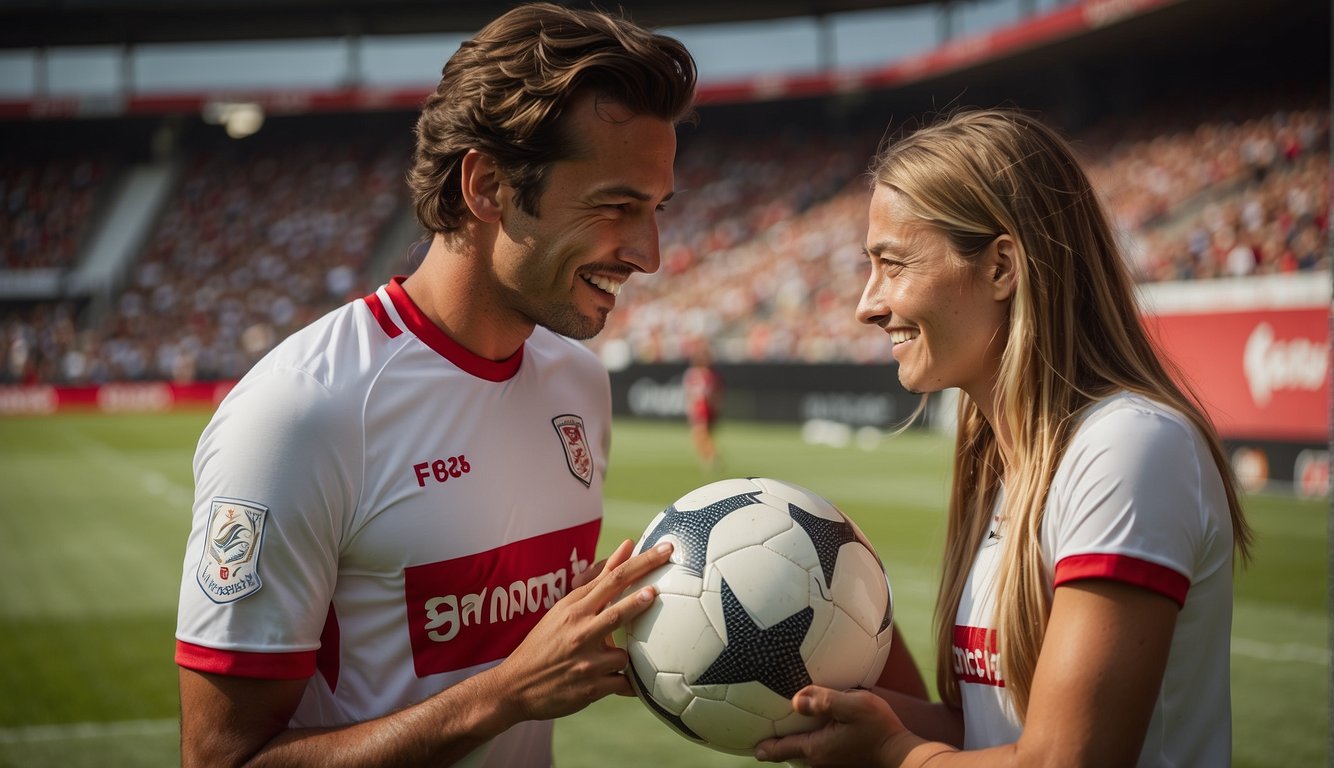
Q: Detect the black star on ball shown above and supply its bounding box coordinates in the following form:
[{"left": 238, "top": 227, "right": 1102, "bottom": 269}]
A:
[
  {"left": 787, "top": 503, "right": 858, "bottom": 590},
  {"left": 640, "top": 492, "right": 762, "bottom": 576},
  {"left": 693, "top": 577, "right": 813, "bottom": 699}
]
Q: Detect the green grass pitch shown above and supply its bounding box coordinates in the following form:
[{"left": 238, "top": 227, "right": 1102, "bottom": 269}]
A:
[{"left": 0, "top": 412, "right": 1326, "bottom": 767}]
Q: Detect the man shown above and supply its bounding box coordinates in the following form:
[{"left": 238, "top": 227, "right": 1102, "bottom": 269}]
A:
[{"left": 174, "top": 5, "right": 697, "bottom": 766}]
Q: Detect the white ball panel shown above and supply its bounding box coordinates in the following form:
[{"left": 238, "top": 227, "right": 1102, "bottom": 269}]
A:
[
  {"left": 710, "top": 545, "right": 811, "bottom": 631},
  {"left": 861, "top": 630, "right": 895, "bottom": 687},
  {"left": 723, "top": 681, "right": 798, "bottom": 720},
  {"left": 672, "top": 477, "right": 765, "bottom": 511},
  {"left": 805, "top": 606, "right": 879, "bottom": 690},
  {"left": 690, "top": 682, "right": 730, "bottom": 702},
  {"left": 773, "top": 709, "right": 824, "bottom": 739},
  {"left": 828, "top": 544, "right": 892, "bottom": 637},
  {"left": 633, "top": 559, "right": 705, "bottom": 599},
  {"left": 706, "top": 503, "right": 792, "bottom": 560},
  {"left": 628, "top": 593, "right": 723, "bottom": 679},
  {"left": 627, "top": 642, "right": 659, "bottom": 679},
  {"left": 681, "top": 697, "right": 776, "bottom": 754},
  {"left": 651, "top": 671, "right": 695, "bottom": 714},
  {"left": 764, "top": 523, "right": 821, "bottom": 572},
  {"left": 751, "top": 477, "right": 843, "bottom": 521}
]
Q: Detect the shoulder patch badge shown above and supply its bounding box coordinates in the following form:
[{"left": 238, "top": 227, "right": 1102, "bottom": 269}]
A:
[
  {"left": 196, "top": 497, "right": 268, "bottom": 604},
  {"left": 552, "top": 414, "right": 594, "bottom": 487}
]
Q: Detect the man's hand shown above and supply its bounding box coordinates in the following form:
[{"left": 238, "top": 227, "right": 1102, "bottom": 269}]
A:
[{"left": 489, "top": 538, "right": 672, "bottom": 722}]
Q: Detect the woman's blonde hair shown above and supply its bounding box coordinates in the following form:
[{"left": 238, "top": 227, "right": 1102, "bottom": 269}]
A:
[{"left": 869, "top": 109, "right": 1252, "bottom": 719}]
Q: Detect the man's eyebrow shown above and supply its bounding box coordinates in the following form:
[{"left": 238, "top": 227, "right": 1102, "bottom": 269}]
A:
[{"left": 593, "top": 185, "right": 676, "bottom": 203}]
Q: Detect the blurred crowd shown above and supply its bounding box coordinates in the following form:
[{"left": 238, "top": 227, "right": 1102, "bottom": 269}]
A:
[
  {"left": 1, "top": 93, "right": 1328, "bottom": 383},
  {"left": 1, "top": 155, "right": 108, "bottom": 270},
  {"left": 1083, "top": 104, "right": 1328, "bottom": 281},
  {"left": 3, "top": 129, "right": 409, "bottom": 384},
  {"left": 593, "top": 97, "right": 1329, "bottom": 365}
]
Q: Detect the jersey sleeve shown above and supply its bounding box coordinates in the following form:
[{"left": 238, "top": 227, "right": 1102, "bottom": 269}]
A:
[
  {"left": 1043, "top": 400, "right": 1216, "bottom": 607},
  {"left": 175, "top": 364, "right": 362, "bottom": 679}
]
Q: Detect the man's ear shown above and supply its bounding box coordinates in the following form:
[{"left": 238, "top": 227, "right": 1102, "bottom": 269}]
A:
[
  {"left": 459, "top": 149, "right": 504, "bottom": 223},
  {"left": 987, "top": 234, "right": 1018, "bottom": 301}
]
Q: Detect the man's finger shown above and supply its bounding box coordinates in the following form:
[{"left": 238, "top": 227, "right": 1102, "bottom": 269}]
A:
[
  {"left": 569, "top": 539, "right": 635, "bottom": 597},
  {"left": 602, "top": 538, "right": 636, "bottom": 572},
  {"left": 585, "top": 541, "right": 672, "bottom": 605},
  {"left": 599, "top": 582, "right": 658, "bottom": 631}
]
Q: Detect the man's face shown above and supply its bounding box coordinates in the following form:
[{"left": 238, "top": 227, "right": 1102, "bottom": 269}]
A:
[{"left": 491, "top": 92, "right": 677, "bottom": 340}]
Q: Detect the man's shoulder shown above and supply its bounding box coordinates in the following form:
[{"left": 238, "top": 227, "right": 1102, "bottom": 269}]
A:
[{"left": 526, "top": 328, "right": 605, "bottom": 372}]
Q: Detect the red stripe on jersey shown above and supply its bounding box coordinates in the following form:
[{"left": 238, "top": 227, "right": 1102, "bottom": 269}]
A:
[
  {"left": 363, "top": 291, "right": 403, "bottom": 339},
  {"left": 403, "top": 518, "right": 601, "bottom": 678},
  {"left": 384, "top": 276, "right": 523, "bottom": 382},
  {"left": 951, "top": 625, "right": 1004, "bottom": 687},
  {"left": 175, "top": 639, "right": 316, "bottom": 680},
  {"left": 1054, "top": 553, "right": 1190, "bottom": 607}
]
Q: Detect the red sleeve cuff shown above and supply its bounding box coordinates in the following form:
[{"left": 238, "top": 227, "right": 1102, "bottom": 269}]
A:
[
  {"left": 1054, "top": 553, "right": 1190, "bottom": 608},
  {"left": 175, "top": 639, "right": 316, "bottom": 680}
]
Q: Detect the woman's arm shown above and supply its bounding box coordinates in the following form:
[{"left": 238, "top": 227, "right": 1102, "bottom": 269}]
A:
[{"left": 758, "top": 579, "right": 1178, "bottom": 768}]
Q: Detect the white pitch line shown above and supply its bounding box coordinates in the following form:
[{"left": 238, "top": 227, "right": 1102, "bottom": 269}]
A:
[
  {"left": 0, "top": 718, "right": 177, "bottom": 743},
  {"left": 53, "top": 423, "right": 194, "bottom": 511},
  {"left": 1231, "top": 637, "right": 1328, "bottom": 665}
]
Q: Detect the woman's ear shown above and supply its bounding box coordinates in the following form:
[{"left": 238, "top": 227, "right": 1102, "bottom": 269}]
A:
[
  {"left": 459, "top": 149, "right": 504, "bottom": 223},
  {"left": 987, "top": 234, "right": 1018, "bottom": 301}
]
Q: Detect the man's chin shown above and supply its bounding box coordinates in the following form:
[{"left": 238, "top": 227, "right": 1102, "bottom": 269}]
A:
[{"left": 542, "top": 311, "right": 606, "bottom": 341}]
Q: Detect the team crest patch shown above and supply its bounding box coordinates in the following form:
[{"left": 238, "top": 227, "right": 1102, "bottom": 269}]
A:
[
  {"left": 195, "top": 497, "right": 267, "bottom": 604},
  {"left": 552, "top": 414, "right": 594, "bottom": 487}
]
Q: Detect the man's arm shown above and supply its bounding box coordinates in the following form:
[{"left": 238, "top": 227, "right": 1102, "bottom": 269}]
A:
[{"left": 179, "top": 539, "right": 672, "bottom": 767}]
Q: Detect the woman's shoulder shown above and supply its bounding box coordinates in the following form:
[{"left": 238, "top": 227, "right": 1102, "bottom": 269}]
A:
[
  {"left": 1061, "top": 391, "right": 1210, "bottom": 483},
  {"left": 1076, "top": 391, "right": 1195, "bottom": 441}
]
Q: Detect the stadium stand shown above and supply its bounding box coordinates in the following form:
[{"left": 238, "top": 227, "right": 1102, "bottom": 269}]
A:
[
  {"left": 0, "top": 0, "right": 1328, "bottom": 384},
  {"left": 0, "top": 87, "right": 1328, "bottom": 382},
  {"left": 0, "top": 155, "right": 108, "bottom": 271}
]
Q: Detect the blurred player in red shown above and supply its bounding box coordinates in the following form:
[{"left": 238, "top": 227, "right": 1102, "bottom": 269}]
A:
[
  {"left": 174, "top": 5, "right": 695, "bottom": 767},
  {"left": 683, "top": 340, "right": 723, "bottom": 471}
]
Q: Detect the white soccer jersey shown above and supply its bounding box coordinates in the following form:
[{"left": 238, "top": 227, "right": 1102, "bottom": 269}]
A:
[
  {"left": 954, "top": 392, "right": 1235, "bottom": 766},
  {"left": 176, "top": 277, "right": 611, "bottom": 767}
]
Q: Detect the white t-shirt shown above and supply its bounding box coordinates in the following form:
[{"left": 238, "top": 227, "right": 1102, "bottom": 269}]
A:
[
  {"left": 176, "top": 277, "right": 611, "bottom": 767},
  {"left": 953, "top": 392, "right": 1234, "bottom": 766}
]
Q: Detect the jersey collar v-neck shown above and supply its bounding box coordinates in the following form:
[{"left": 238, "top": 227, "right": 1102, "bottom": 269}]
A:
[{"left": 364, "top": 276, "right": 524, "bottom": 383}]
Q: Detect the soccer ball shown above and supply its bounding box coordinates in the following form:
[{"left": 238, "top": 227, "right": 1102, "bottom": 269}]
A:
[{"left": 624, "top": 477, "right": 894, "bottom": 755}]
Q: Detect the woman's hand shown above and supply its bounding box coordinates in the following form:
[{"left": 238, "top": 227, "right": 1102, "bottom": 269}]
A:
[{"left": 755, "top": 686, "right": 900, "bottom": 767}]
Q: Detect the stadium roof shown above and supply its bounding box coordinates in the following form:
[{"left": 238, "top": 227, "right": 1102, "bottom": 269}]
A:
[{"left": 0, "top": 0, "right": 934, "bottom": 48}]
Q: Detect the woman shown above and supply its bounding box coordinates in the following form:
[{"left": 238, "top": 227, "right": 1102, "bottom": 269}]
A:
[{"left": 757, "top": 109, "right": 1252, "bottom": 767}]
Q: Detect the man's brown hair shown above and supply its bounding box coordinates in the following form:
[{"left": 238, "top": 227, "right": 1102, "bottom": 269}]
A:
[{"left": 408, "top": 2, "right": 697, "bottom": 233}]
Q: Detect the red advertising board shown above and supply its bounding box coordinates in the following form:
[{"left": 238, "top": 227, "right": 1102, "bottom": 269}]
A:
[
  {"left": 0, "top": 381, "right": 235, "bottom": 415},
  {"left": 1143, "top": 307, "right": 1327, "bottom": 443}
]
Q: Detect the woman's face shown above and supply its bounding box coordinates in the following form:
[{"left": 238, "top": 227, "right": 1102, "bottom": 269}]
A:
[{"left": 856, "top": 185, "right": 1011, "bottom": 408}]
